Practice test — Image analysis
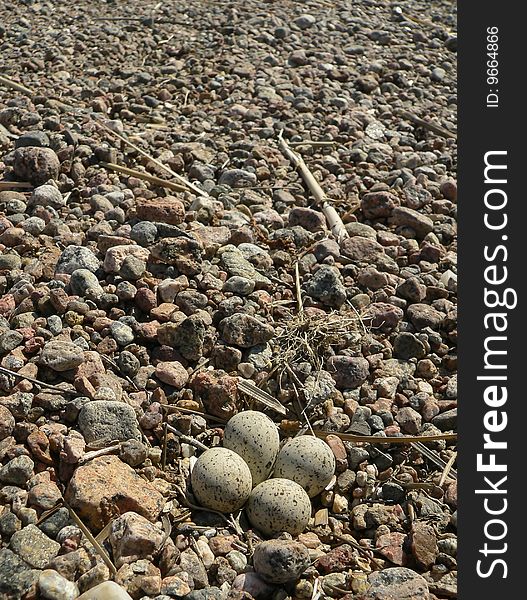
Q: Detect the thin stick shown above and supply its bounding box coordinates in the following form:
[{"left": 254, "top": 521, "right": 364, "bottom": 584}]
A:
[
  {"left": 237, "top": 379, "right": 287, "bottom": 416},
  {"left": 439, "top": 451, "right": 457, "bottom": 486},
  {"left": 396, "top": 109, "right": 456, "bottom": 140},
  {"left": 0, "top": 181, "right": 33, "bottom": 191},
  {"left": 312, "top": 429, "right": 457, "bottom": 444},
  {"left": 63, "top": 498, "right": 117, "bottom": 576},
  {"left": 294, "top": 262, "right": 303, "bottom": 314},
  {"left": 0, "top": 75, "right": 33, "bottom": 96},
  {"left": 165, "top": 424, "right": 209, "bottom": 452},
  {"left": 94, "top": 119, "right": 208, "bottom": 197},
  {"left": 0, "top": 365, "right": 76, "bottom": 394},
  {"left": 101, "top": 162, "right": 187, "bottom": 192},
  {"left": 277, "top": 131, "right": 348, "bottom": 243}
]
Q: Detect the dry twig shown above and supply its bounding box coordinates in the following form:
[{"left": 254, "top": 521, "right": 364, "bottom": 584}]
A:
[
  {"left": 101, "top": 162, "right": 187, "bottom": 192},
  {"left": 277, "top": 130, "right": 349, "bottom": 242}
]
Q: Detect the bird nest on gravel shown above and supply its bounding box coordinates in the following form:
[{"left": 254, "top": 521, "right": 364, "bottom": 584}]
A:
[{"left": 271, "top": 310, "right": 364, "bottom": 378}]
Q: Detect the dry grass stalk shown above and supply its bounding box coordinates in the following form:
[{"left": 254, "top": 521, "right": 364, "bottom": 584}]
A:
[
  {"left": 272, "top": 311, "right": 361, "bottom": 378},
  {"left": 0, "top": 365, "right": 76, "bottom": 395},
  {"left": 439, "top": 451, "right": 458, "bottom": 486},
  {"left": 94, "top": 118, "right": 208, "bottom": 198},
  {"left": 313, "top": 430, "right": 457, "bottom": 445},
  {"left": 277, "top": 131, "right": 349, "bottom": 243},
  {"left": 165, "top": 423, "right": 209, "bottom": 452},
  {"left": 0, "top": 181, "right": 32, "bottom": 191},
  {"left": 0, "top": 75, "right": 32, "bottom": 96},
  {"left": 62, "top": 498, "right": 117, "bottom": 576},
  {"left": 412, "top": 441, "right": 458, "bottom": 479},
  {"left": 101, "top": 162, "right": 187, "bottom": 192},
  {"left": 396, "top": 108, "right": 456, "bottom": 139},
  {"left": 237, "top": 379, "right": 287, "bottom": 416}
]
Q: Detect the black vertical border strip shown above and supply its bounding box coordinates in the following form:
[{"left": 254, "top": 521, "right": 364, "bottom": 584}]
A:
[{"left": 458, "top": 1, "right": 521, "bottom": 597}]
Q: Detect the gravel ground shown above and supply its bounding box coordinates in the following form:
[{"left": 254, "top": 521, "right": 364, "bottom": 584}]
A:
[{"left": 0, "top": 1, "right": 457, "bottom": 599}]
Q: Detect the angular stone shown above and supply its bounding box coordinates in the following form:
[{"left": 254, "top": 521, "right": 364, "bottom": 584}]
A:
[
  {"left": 78, "top": 401, "right": 141, "bottom": 444},
  {"left": 136, "top": 196, "right": 185, "bottom": 225},
  {"left": 9, "top": 525, "right": 60, "bottom": 569},
  {"left": 253, "top": 540, "right": 310, "bottom": 584},
  {"left": 39, "top": 341, "right": 85, "bottom": 372},
  {"left": 219, "top": 314, "right": 274, "bottom": 348},
  {"left": 65, "top": 455, "right": 165, "bottom": 530},
  {"left": 360, "top": 567, "right": 430, "bottom": 600},
  {"left": 109, "top": 512, "right": 165, "bottom": 568},
  {"left": 0, "top": 548, "right": 39, "bottom": 600}
]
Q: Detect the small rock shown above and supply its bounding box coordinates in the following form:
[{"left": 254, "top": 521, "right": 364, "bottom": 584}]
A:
[
  {"left": 38, "top": 569, "right": 79, "bottom": 600},
  {"left": 65, "top": 455, "right": 164, "bottom": 530},
  {"left": 136, "top": 196, "right": 185, "bottom": 225},
  {"left": 294, "top": 14, "right": 316, "bottom": 29},
  {"left": 305, "top": 266, "right": 346, "bottom": 308},
  {"left": 253, "top": 540, "right": 310, "bottom": 584},
  {"left": 70, "top": 269, "right": 104, "bottom": 298},
  {"left": 39, "top": 340, "right": 85, "bottom": 372},
  {"left": 76, "top": 581, "right": 133, "bottom": 600},
  {"left": 288, "top": 207, "right": 325, "bottom": 232},
  {"left": 0, "top": 548, "right": 39, "bottom": 600},
  {"left": 390, "top": 207, "right": 434, "bottom": 238},
  {"left": 0, "top": 455, "right": 34, "bottom": 485},
  {"left": 410, "top": 522, "right": 439, "bottom": 569},
  {"left": 31, "top": 184, "right": 65, "bottom": 209},
  {"left": 220, "top": 314, "right": 274, "bottom": 348},
  {"left": 13, "top": 146, "right": 60, "bottom": 185},
  {"left": 9, "top": 525, "right": 60, "bottom": 569},
  {"left": 155, "top": 361, "right": 189, "bottom": 389},
  {"left": 78, "top": 401, "right": 141, "bottom": 444},
  {"left": 109, "top": 512, "right": 165, "bottom": 568},
  {"left": 55, "top": 246, "right": 100, "bottom": 274},
  {"left": 327, "top": 355, "right": 369, "bottom": 389},
  {"left": 361, "top": 567, "right": 430, "bottom": 600},
  {"left": 218, "top": 169, "right": 257, "bottom": 188}
]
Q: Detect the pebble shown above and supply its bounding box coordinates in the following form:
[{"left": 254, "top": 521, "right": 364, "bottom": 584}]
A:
[
  {"left": 13, "top": 147, "right": 60, "bottom": 185},
  {"left": 38, "top": 569, "right": 80, "bottom": 600},
  {"left": 253, "top": 540, "right": 310, "bottom": 584},
  {"left": 9, "top": 525, "right": 60, "bottom": 569},
  {"left": 78, "top": 401, "right": 141, "bottom": 443},
  {"left": 65, "top": 455, "right": 164, "bottom": 530},
  {"left": 55, "top": 246, "right": 100, "bottom": 274},
  {"left": 305, "top": 266, "right": 346, "bottom": 308}
]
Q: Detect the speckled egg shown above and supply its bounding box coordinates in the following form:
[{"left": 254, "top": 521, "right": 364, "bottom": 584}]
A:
[
  {"left": 191, "top": 447, "right": 252, "bottom": 513},
  {"left": 246, "top": 478, "right": 311, "bottom": 536},
  {"left": 273, "top": 436, "right": 336, "bottom": 497},
  {"left": 223, "top": 410, "right": 280, "bottom": 486}
]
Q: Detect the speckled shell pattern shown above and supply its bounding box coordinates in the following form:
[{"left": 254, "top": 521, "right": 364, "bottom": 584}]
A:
[
  {"left": 191, "top": 447, "right": 252, "bottom": 513},
  {"left": 273, "top": 436, "right": 336, "bottom": 497},
  {"left": 246, "top": 478, "right": 311, "bottom": 536},
  {"left": 223, "top": 410, "right": 280, "bottom": 486}
]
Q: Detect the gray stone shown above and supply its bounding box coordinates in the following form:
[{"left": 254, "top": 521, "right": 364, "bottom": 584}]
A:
[
  {"left": 39, "top": 340, "right": 84, "bottom": 371},
  {"left": 130, "top": 221, "right": 158, "bottom": 246},
  {"left": 31, "top": 184, "right": 65, "bottom": 209},
  {"left": 218, "top": 169, "right": 257, "bottom": 188},
  {"left": 78, "top": 401, "right": 141, "bottom": 443},
  {"left": 15, "top": 130, "right": 50, "bottom": 148},
  {"left": 305, "top": 266, "right": 346, "bottom": 308},
  {"left": 223, "top": 276, "right": 255, "bottom": 295},
  {"left": 9, "top": 525, "right": 60, "bottom": 569},
  {"left": 0, "top": 455, "right": 34, "bottom": 485},
  {"left": 55, "top": 245, "right": 100, "bottom": 274},
  {"left": 393, "top": 332, "right": 427, "bottom": 360},
  {"left": 0, "top": 548, "right": 39, "bottom": 600},
  {"left": 407, "top": 303, "right": 444, "bottom": 330},
  {"left": 294, "top": 14, "right": 316, "bottom": 29},
  {"left": 38, "top": 569, "right": 79, "bottom": 600},
  {"left": 362, "top": 567, "right": 430, "bottom": 600},
  {"left": 0, "top": 330, "right": 23, "bottom": 354},
  {"left": 431, "top": 408, "right": 457, "bottom": 431},
  {"left": 110, "top": 321, "right": 135, "bottom": 346},
  {"left": 220, "top": 314, "right": 274, "bottom": 348},
  {"left": 253, "top": 540, "right": 310, "bottom": 584},
  {"left": 391, "top": 207, "right": 434, "bottom": 238},
  {"left": 327, "top": 356, "right": 369, "bottom": 389},
  {"left": 70, "top": 269, "right": 104, "bottom": 298}
]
